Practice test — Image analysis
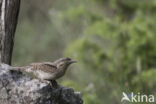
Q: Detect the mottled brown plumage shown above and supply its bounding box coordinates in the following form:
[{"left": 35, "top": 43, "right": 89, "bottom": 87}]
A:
[
  {"left": 10, "top": 57, "right": 76, "bottom": 87},
  {"left": 30, "top": 62, "right": 57, "bottom": 73}
]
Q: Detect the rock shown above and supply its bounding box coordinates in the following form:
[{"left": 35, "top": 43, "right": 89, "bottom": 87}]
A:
[{"left": 0, "top": 63, "right": 83, "bottom": 104}]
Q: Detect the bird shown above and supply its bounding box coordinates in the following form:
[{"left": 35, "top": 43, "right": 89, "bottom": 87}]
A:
[{"left": 10, "top": 57, "right": 77, "bottom": 87}]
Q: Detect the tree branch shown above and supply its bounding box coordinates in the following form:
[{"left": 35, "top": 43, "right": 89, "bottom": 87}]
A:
[{"left": 0, "top": 0, "right": 20, "bottom": 65}]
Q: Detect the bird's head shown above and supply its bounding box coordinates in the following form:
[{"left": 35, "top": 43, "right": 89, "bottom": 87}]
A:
[{"left": 55, "top": 57, "right": 77, "bottom": 70}]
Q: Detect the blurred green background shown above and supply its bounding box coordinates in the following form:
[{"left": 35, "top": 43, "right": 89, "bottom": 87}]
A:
[{"left": 12, "top": 0, "right": 156, "bottom": 103}]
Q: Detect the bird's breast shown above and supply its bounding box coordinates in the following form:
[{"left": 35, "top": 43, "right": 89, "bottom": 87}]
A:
[
  {"left": 34, "top": 70, "right": 56, "bottom": 80},
  {"left": 54, "top": 70, "right": 66, "bottom": 79}
]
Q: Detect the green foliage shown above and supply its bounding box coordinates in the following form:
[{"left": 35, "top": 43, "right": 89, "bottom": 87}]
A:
[
  {"left": 132, "top": 69, "right": 156, "bottom": 92},
  {"left": 63, "top": 0, "right": 156, "bottom": 103}
]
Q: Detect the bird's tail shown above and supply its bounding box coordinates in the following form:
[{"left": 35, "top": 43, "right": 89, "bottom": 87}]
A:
[{"left": 9, "top": 66, "right": 30, "bottom": 71}]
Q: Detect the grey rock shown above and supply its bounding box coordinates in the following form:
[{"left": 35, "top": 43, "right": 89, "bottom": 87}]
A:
[{"left": 0, "top": 63, "right": 83, "bottom": 104}]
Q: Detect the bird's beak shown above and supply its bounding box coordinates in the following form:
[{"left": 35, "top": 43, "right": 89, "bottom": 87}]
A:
[{"left": 70, "top": 60, "right": 77, "bottom": 64}]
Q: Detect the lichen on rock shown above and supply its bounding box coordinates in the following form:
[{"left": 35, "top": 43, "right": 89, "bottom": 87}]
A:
[{"left": 0, "top": 63, "right": 83, "bottom": 104}]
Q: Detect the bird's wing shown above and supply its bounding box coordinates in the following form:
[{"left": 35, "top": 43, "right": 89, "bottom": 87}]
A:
[
  {"left": 30, "top": 62, "right": 57, "bottom": 73},
  {"left": 43, "top": 62, "right": 56, "bottom": 66},
  {"left": 29, "top": 62, "right": 52, "bottom": 65}
]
